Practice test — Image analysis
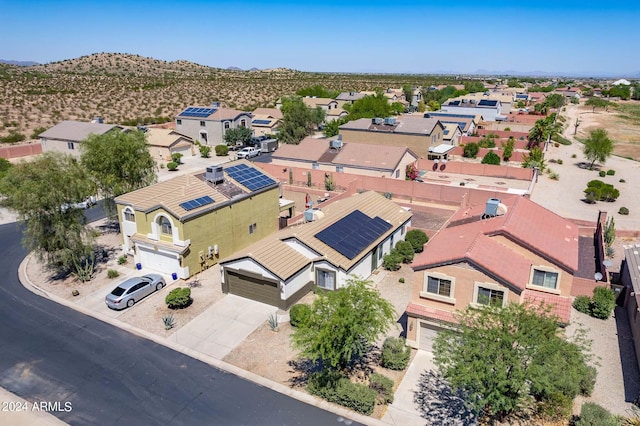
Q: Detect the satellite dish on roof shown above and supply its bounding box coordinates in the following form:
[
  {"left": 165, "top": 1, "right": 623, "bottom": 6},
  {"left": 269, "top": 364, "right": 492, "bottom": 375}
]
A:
[
  {"left": 594, "top": 272, "right": 603, "bottom": 281},
  {"left": 603, "top": 260, "right": 613, "bottom": 268}
]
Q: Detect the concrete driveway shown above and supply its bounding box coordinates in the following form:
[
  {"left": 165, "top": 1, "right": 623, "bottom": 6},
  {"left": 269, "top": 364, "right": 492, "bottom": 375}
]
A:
[{"left": 167, "top": 294, "right": 277, "bottom": 359}]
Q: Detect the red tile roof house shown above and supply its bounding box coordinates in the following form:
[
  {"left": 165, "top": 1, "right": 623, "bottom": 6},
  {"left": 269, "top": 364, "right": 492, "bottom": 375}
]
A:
[{"left": 405, "top": 195, "right": 606, "bottom": 351}]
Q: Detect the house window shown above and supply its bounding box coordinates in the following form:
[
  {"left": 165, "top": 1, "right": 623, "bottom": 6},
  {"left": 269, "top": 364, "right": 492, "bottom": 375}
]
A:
[
  {"left": 200, "top": 120, "right": 206, "bottom": 127},
  {"left": 476, "top": 286, "right": 505, "bottom": 307},
  {"left": 67, "top": 142, "right": 74, "bottom": 150},
  {"left": 176, "top": 119, "right": 182, "bottom": 125},
  {"left": 531, "top": 269, "right": 559, "bottom": 289},
  {"left": 158, "top": 216, "right": 172, "bottom": 235},
  {"left": 336, "top": 166, "right": 344, "bottom": 173},
  {"left": 395, "top": 169, "right": 400, "bottom": 178},
  {"left": 390, "top": 234, "right": 394, "bottom": 248},
  {"left": 240, "top": 119, "right": 246, "bottom": 127},
  {"left": 312, "top": 163, "right": 319, "bottom": 170},
  {"left": 426, "top": 276, "right": 452, "bottom": 297},
  {"left": 224, "top": 121, "right": 231, "bottom": 130},
  {"left": 249, "top": 223, "right": 257, "bottom": 234},
  {"left": 316, "top": 269, "right": 336, "bottom": 290},
  {"left": 124, "top": 209, "right": 135, "bottom": 222},
  {"left": 378, "top": 243, "right": 384, "bottom": 260},
  {"left": 431, "top": 135, "right": 436, "bottom": 144}
]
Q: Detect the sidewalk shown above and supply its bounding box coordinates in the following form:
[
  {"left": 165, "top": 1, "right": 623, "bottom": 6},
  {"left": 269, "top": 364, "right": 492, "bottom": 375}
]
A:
[
  {"left": 17, "top": 254, "right": 385, "bottom": 426},
  {"left": 0, "top": 387, "right": 66, "bottom": 425}
]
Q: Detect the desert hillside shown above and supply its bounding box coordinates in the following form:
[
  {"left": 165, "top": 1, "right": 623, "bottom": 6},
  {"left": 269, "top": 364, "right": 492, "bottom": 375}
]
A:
[{"left": 0, "top": 52, "right": 456, "bottom": 141}]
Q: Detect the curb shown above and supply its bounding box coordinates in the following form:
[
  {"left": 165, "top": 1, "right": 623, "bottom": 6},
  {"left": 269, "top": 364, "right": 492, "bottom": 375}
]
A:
[{"left": 18, "top": 254, "right": 387, "bottom": 426}]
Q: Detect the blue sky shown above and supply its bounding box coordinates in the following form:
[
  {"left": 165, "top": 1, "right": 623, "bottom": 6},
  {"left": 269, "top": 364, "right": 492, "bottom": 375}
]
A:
[{"left": 1, "top": 0, "right": 639, "bottom": 76}]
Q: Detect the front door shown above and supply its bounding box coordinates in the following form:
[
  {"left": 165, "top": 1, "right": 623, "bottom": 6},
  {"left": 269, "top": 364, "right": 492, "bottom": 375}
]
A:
[{"left": 371, "top": 246, "right": 378, "bottom": 272}]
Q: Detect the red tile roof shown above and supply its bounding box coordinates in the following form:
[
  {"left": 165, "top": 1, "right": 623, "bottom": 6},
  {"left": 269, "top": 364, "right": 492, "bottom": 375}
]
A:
[
  {"left": 521, "top": 290, "right": 572, "bottom": 324},
  {"left": 413, "top": 196, "right": 579, "bottom": 275},
  {"left": 406, "top": 302, "right": 457, "bottom": 323}
]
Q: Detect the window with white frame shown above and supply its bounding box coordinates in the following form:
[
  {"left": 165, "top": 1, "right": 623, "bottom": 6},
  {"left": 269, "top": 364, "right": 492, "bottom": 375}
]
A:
[
  {"left": 476, "top": 286, "right": 505, "bottom": 307},
  {"left": 240, "top": 119, "right": 246, "bottom": 127},
  {"left": 395, "top": 169, "right": 400, "bottom": 178},
  {"left": 123, "top": 209, "right": 135, "bottom": 222},
  {"left": 316, "top": 269, "right": 336, "bottom": 290},
  {"left": 200, "top": 120, "right": 206, "bottom": 127},
  {"left": 158, "top": 216, "right": 172, "bottom": 235},
  {"left": 425, "top": 276, "right": 452, "bottom": 297},
  {"left": 312, "top": 163, "right": 319, "bottom": 170},
  {"left": 224, "top": 121, "right": 231, "bottom": 130},
  {"left": 531, "top": 268, "right": 559, "bottom": 289},
  {"left": 176, "top": 119, "right": 182, "bottom": 125}
]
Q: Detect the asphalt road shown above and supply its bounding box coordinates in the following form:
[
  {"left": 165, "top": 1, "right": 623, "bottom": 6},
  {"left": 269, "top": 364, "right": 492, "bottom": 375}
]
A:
[{"left": 0, "top": 206, "right": 356, "bottom": 425}]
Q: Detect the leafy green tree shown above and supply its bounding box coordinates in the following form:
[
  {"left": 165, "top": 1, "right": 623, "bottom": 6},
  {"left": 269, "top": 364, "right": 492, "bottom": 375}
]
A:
[
  {"left": 607, "top": 85, "right": 630, "bottom": 100},
  {"left": 502, "top": 137, "right": 515, "bottom": 161},
  {"left": 0, "top": 157, "right": 11, "bottom": 180},
  {"left": 464, "top": 81, "right": 486, "bottom": 92},
  {"left": 292, "top": 278, "right": 395, "bottom": 370},
  {"left": 0, "top": 153, "right": 97, "bottom": 273},
  {"left": 278, "top": 96, "right": 325, "bottom": 144},
  {"left": 81, "top": 129, "right": 156, "bottom": 216},
  {"left": 481, "top": 151, "right": 501, "bottom": 165},
  {"left": 545, "top": 93, "right": 566, "bottom": 109},
  {"left": 405, "top": 229, "right": 428, "bottom": 252},
  {"left": 323, "top": 116, "right": 349, "bottom": 137},
  {"left": 402, "top": 84, "right": 414, "bottom": 106},
  {"left": 434, "top": 303, "right": 594, "bottom": 422},
  {"left": 427, "top": 100, "right": 440, "bottom": 111},
  {"left": 223, "top": 126, "right": 252, "bottom": 146},
  {"left": 395, "top": 240, "right": 414, "bottom": 263},
  {"left": 583, "top": 129, "right": 613, "bottom": 170},
  {"left": 522, "top": 147, "right": 546, "bottom": 171},
  {"left": 347, "top": 93, "right": 399, "bottom": 120},
  {"left": 585, "top": 98, "right": 609, "bottom": 112},
  {"left": 463, "top": 142, "right": 479, "bottom": 158}
]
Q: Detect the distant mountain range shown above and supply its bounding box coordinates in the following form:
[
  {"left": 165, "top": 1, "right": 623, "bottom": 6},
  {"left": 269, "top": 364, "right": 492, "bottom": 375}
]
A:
[{"left": 0, "top": 59, "right": 40, "bottom": 67}]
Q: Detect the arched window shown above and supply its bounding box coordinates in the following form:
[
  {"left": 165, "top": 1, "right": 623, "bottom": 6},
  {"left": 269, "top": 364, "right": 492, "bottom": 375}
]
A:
[
  {"left": 158, "top": 216, "right": 172, "bottom": 235},
  {"left": 123, "top": 208, "right": 135, "bottom": 222}
]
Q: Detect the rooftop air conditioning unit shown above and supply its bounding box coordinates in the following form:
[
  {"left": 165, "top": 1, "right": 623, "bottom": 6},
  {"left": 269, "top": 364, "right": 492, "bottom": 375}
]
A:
[
  {"left": 372, "top": 117, "right": 383, "bottom": 125},
  {"left": 483, "top": 198, "right": 501, "bottom": 218},
  {"left": 330, "top": 139, "right": 343, "bottom": 149},
  {"left": 384, "top": 117, "right": 396, "bottom": 125},
  {"left": 304, "top": 208, "right": 324, "bottom": 222},
  {"left": 205, "top": 166, "right": 224, "bottom": 183}
]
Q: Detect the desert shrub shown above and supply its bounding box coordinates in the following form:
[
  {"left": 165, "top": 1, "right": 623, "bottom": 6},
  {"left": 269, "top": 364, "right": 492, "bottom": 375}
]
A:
[
  {"left": 381, "top": 337, "right": 411, "bottom": 370},
  {"left": 382, "top": 250, "right": 402, "bottom": 271},
  {"left": 575, "top": 402, "right": 618, "bottom": 426},
  {"left": 607, "top": 169, "right": 615, "bottom": 176},
  {"left": 165, "top": 287, "right": 192, "bottom": 309},
  {"left": 171, "top": 152, "right": 183, "bottom": 164},
  {"left": 573, "top": 295, "right": 592, "bottom": 314},
  {"left": 477, "top": 138, "right": 496, "bottom": 148},
  {"left": 107, "top": 269, "right": 119, "bottom": 279},
  {"left": 307, "top": 370, "right": 376, "bottom": 415},
  {"left": 215, "top": 144, "right": 228, "bottom": 156},
  {"left": 557, "top": 159, "right": 563, "bottom": 165},
  {"left": 395, "top": 241, "right": 414, "bottom": 263},
  {"left": 117, "top": 255, "right": 127, "bottom": 265},
  {"left": 463, "top": 142, "right": 479, "bottom": 158},
  {"left": 571, "top": 153, "right": 577, "bottom": 158},
  {"left": 398, "top": 277, "right": 405, "bottom": 283},
  {"left": 369, "top": 373, "right": 394, "bottom": 404},
  {"left": 599, "top": 170, "right": 606, "bottom": 177},
  {"left": 199, "top": 145, "right": 211, "bottom": 158},
  {"left": 0, "top": 132, "right": 26, "bottom": 143},
  {"left": 166, "top": 161, "right": 178, "bottom": 171},
  {"left": 405, "top": 229, "right": 428, "bottom": 252},
  {"left": 619, "top": 207, "right": 630, "bottom": 215},
  {"left": 555, "top": 135, "right": 572, "bottom": 145},
  {"left": 584, "top": 180, "right": 619, "bottom": 202},
  {"left": 289, "top": 303, "right": 311, "bottom": 327},
  {"left": 580, "top": 366, "right": 597, "bottom": 397},
  {"left": 620, "top": 179, "right": 626, "bottom": 183},
  {"left": 536, "top": 392, "right": 573, "bottom": 421},
  {"left": 591, "top": 286, "right": 615, "bottom": 320},
  {"left": 481, "top": 151, "right": 501, "bottom": 165},
  {"left": 548, "top": 170, "right": 559, "bottom": 180}
]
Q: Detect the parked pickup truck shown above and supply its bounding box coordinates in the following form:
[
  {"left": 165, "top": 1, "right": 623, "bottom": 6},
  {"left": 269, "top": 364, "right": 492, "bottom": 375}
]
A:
[{"left": 236, "top": 147, "right": 260, "bottom": 159}]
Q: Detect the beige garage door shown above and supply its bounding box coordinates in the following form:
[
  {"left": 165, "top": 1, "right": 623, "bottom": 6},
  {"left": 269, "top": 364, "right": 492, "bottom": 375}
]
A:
[
  {"left": 226, "top": 271, "right": 281, "bottom": 307},
  {"left": 419, "top": 323, "right": 440, "bottom": 352}
]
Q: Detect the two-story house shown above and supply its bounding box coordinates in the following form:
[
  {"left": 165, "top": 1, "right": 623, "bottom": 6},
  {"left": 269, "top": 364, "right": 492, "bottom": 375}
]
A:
[
  {"left": 40, "top": 120, "right": 124, "bottom": 157},
  {"left": 405, "top": 196, "right": 600, "bottom": 352},
  {"left": 115, "top": 160, "right": 280, "bottom": 279},
  {"left": 338, "top": 116, "right": 446, "bottom": 158},
  {"left": 175, "top": 105, "right": 253, "bottom": 146}
]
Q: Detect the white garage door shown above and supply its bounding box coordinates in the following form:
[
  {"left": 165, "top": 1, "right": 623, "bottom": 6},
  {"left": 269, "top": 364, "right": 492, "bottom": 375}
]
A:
[
  {"left": 137, "top": 246, "right": 180, "bottom": 276},
  {"left": 172, "top": 144, "right": 191, "bottom": 156},
  {"left": 419, "top": 323, "right": 440, "bottom": 352}
]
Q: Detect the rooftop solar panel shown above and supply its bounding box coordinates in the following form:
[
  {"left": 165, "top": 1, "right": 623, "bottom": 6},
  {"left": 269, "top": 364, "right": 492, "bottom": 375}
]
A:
[
  {"left": 179, "top": 195, "right": 215, "bottom": 211},
  {"left": 179, "top": 107, "right": 217, "bottom": 118},
  {"left": 225, "top": 164, "right": 276, "bottom": 191},
  {"left": 314, "top": 210, "right": 393, "bottom": 260},
  {"left": 252, "top": 119, "right": 272, "bottom": 125},
  {"left": 478, "top": 99, "right": 498, "bottom": 107}
]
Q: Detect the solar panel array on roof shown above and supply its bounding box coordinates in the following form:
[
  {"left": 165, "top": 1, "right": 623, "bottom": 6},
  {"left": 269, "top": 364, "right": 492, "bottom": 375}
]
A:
[
  {"left": 314, "top": 210, "right": 393, "bottom": 260},
  {"left": 179, "top": 107, "right": 217, "bottom": 118},
  {"left": 478, "top": 99, "right": 498, "bottom": 107},
  {"left": 179, "top": 195, "right": 215, "bottom": 211},
  {"left": 225, "top": 164, "right": 276, "bottom": 191},
  {"left": 449, "top": 100, "right": 461, "bottom": 106},
  {"left": 252, "top": 119, "right": 272, "bottom": 125}
]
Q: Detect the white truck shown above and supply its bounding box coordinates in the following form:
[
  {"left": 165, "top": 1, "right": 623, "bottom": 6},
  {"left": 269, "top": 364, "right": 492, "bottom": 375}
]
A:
[{"left": 236, "top": 147, "right": 261, "bottom": 159}]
